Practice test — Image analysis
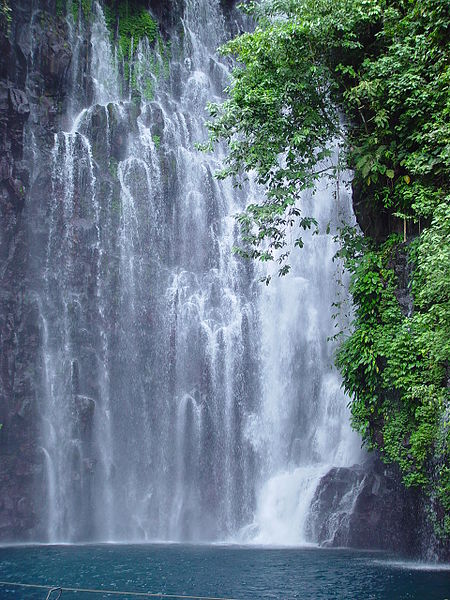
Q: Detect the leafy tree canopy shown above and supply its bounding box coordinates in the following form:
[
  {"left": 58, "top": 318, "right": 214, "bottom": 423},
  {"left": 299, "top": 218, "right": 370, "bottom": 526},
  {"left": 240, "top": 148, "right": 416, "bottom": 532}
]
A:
[{"left": 205, "top": 0, "right": 449, "bottom": 276}]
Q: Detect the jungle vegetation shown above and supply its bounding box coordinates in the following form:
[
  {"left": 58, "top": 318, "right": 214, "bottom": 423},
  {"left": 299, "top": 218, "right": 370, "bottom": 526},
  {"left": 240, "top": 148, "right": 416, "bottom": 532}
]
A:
[{"left": 205, "top": 0, "right": 450, "bottom": 537}]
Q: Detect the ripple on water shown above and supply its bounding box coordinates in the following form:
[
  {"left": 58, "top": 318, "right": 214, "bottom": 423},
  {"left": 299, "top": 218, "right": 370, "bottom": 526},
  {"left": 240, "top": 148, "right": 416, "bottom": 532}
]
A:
[{"left": 0, "top": 545, "right": 449, "bottom": 600}]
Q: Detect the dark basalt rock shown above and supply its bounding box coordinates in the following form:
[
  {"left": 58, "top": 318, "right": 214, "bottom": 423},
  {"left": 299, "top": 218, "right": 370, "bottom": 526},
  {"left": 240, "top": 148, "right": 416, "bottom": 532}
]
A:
[
  {"left": 149, "top": 0, "right": 184, "bottom": 34},
  {"left": 352, "top": 179, "right": 422, "bottom": 243},
  {"left": 0, "top": 0, "right": 73, "bottom": 542},
  {"left": 72, "top": 394, "right": 96, "bottom": 437},
  {"left": 37, "top": 14, "right": 72, "bottom": 96},
  {"left": 387, "top": 243, "right": 413, "bottom": 316},
  {"left": 8, "top": 87, "right": 29, "bottom": 116},
  {"left": 307, "top": 458, "right": 423, "bottom": 555},
  {"left": 352, "top": 180, "right": 392, "bottom": 242}
]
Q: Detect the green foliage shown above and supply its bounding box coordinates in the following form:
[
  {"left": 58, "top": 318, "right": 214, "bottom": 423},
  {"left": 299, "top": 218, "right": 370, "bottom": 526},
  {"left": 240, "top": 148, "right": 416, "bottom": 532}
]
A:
[
  {"left": 82, "top": 0, "right": 92, "bottom": 18},
  {"left": 71, "top": 0, "right": 92, "bottom": 22},
  {"left": 118, "top": 6, "right": 157, "bottom": 59},
  {"left": 131, "top": 36, "right": 171, "bottom": 100},
  {"left": 205, "top": 0, "right": 450, "bottom": 275},
  {"left": 103, "top": 1, "right": 163, "bottom": 99},
  {"left": 56, "top": 0, "right": 64, "bottom": 17},
  {"left": 142, "top": 77, "right": 154, "bottom": 101},
  {"left": 206, "top": 0, "right": 450, "bottom": 536},
  {"left": 161, "top": 38, "right": 171, "bottom": 79},
  {"left": 0, "top": 0, "right": 12, "bottom": 34},
  {"left": 341, "top": 0, "right": 450, "bottom": 220},
  {"left": 152, "top": 134, "right": 160, "bottom": 149},
  {"left": 203, "top": 4, "right": 342, "bottom": 274},
  {"left": 71, "top": 0, "right": 78, "bottom": 22},
  {"left": 336, "top": 208, "right": 450, "bottom": 534},
  {"left": 102, "top": 3, "right": 115, "bottom": 33},
  {"left": 104, "top": 0, "right": 157, "bottom": 59},
  {"left": 109, "top": 157, "right": 118, "bottom": 179}
]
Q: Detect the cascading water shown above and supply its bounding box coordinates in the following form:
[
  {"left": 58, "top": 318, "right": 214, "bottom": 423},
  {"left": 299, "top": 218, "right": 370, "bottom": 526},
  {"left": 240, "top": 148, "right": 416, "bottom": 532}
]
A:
[
  {"left": 30, "top": 0, "right": 361, "bottom": 544},
  {"left": 243, "top": 169, "right": 363, "bottom": 545}
]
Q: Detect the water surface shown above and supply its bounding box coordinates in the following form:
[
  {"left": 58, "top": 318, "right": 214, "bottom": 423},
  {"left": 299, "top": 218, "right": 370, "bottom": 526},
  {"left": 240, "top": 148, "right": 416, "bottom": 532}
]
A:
[{"left": 0, "top": 544, "right": 448, "bottom": 599}]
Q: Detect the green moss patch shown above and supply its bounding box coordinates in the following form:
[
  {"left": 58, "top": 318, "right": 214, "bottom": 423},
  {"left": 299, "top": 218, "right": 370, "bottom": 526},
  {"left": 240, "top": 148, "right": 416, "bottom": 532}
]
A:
[{"left": 104, "top": 0, "right": 158, "bottom": 59}]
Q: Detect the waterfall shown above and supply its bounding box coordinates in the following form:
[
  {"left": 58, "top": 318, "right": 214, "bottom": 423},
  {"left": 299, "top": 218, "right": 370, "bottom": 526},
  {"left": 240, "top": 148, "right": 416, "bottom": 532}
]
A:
[
  {"left": 243, "top": 168, "right": 363, "bottom": 545},
  {"left": 30, "top": 0, "right": 361, "bottom": 544}
]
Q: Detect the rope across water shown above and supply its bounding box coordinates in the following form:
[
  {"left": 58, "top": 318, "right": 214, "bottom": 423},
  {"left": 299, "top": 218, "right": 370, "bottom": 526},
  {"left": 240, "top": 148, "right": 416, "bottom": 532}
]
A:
[{"left": 0, "top": 581, "right": 240, "bottom": 600}]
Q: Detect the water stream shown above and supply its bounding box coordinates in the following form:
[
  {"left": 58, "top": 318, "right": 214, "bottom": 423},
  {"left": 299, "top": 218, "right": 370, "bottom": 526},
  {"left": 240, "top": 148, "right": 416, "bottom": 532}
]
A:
[{"left": 30, "top": 0, "right": 360, "bottom": 544}]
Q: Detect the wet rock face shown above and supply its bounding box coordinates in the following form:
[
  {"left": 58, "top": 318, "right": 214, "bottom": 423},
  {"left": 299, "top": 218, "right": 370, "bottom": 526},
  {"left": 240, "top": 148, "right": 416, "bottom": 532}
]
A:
[
  {"left": 388, "top": 244, "right": 413, "bottom": 316},
  {"left": 352, "top": 180, "right": 391, "bottom": 242},
  {"left": 0, "top": 0, "right": 75, "bottom": 541},
  {"left": 38, "top": 19, "right": 72, "bottom": 95},
  {"left": 72, "top": 395, "right": 96, "bottom": 438},
  {"left": 308, "top": 458, "right": 423, "bottom": 555},
  {"left": 149, "top": 0, "right": 183, "bottom": 33},
  {"left": 0, "top": 2, "right": 32, "bottom": 543}
]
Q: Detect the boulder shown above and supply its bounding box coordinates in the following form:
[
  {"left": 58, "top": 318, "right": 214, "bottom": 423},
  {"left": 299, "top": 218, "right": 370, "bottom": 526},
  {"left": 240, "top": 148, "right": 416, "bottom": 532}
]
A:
[{"left": 307, "top": 458, "right": 423, "bottom": 555}]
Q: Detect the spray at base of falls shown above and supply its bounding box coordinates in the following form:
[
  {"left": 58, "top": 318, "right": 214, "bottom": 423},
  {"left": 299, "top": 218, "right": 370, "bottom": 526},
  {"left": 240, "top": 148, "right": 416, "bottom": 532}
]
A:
[{"left": 30, "top": 0, "right": 361, "bottom": 544}]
